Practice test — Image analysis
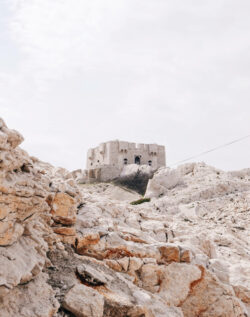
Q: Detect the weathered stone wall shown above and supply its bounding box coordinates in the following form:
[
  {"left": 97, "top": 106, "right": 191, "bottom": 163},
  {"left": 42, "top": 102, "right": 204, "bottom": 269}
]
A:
[
  {"left": 86, "top": 165, "right": 121, "bottom": 182},
  {"left": 87, "top": 140, "right": 166, "bottom": 170}
]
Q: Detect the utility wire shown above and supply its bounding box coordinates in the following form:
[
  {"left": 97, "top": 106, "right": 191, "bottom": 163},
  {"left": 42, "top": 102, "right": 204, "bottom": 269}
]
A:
[{"left": 169, "top": 133, "right": 250, "bottom": 167}]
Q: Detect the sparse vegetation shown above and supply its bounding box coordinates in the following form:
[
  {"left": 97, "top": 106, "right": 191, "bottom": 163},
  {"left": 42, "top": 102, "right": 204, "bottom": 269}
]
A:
[{"left": 130, "top": 197, "right": 151, "bottom": 205}]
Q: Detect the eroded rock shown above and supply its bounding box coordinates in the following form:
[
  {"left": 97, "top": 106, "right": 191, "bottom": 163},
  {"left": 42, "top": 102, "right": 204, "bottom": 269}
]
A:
[
  {"left": 0, "top": 117, "right": 249, "bottom": 317},
  {"left": 50, "top": 192, "right": 77, "bottom": 225},
  {"left": 63, "top": 284, "right": 104, "bottom": 317}
]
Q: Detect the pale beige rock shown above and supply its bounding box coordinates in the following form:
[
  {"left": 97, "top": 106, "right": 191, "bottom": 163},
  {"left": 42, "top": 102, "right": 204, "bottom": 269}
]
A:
[
  {"left": 0, "top": 222, "right": 24, "bottom": 246},
  {"left": 145, "top": 168, "right": 182, "bottom": 198},
  {"left": 76, "top": 264, "right": 110, "bottom": 285},
  {"left": 208, "top": 259, "right": 230, "bottom": 284},
  {"left": 159, "top": 263, "right": 202, "bottom": 306},
  {"left": 53, "top": 226, "right": 76, "bottom": 236},
  {"left": 181, "top": 267, "right": 246, "bottom": 317},
  {"left": 0, "top": 118, "right": 249, "bottom": 317},
  {"left": 0, "top": 120, "right": 52, "bottom": 251},
  {"left": 140, "top": 263, "right": 161, "bottom": 293},
  {"left": 128, "top": 257, "right": 143, "bottom": 272},
  {"left": 117, "top": 256, "right": 130, "bottom": 271},
  {"left": 104, "top": 259, "right": 123, "bottom": 272},
  {"left": 78, "top": 162, "right": 250, "bottom": 315},
  {"left": 0, "top": 119, "right": 24, "bottom": 151},
  {"left": 63, "top": 284, "right": 104, "bottom": 317},
  {"left": 0, "top": 273, "right": 59, "bottom": 317},
  {"left": 0, "top": 234, "right": 47, "bottom": 289},
  {"left": 234, "top": 285, "right": 250, "bottom": 304}
]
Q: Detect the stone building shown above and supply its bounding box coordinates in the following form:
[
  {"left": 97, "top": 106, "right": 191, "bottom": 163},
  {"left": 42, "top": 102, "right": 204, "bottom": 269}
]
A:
[{"left": 86, "top": 140, "right": 166, "bottom": 181}]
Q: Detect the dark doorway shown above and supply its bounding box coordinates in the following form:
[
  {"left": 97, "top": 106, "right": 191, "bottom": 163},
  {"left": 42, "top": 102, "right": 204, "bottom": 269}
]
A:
[
  {"left": 135, "top": 156, "right": 141, "bottom": 165},
  {"left": 148, "top": 160, "right": 152, "bottom": 166},
  {"left": 124, "top": 158, "right": 128, "bottom": 165}
]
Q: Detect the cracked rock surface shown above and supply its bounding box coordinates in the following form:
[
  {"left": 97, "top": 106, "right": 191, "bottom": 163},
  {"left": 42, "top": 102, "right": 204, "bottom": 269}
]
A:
[{"left": 0, "top": 117, "right": 249, "bottom": 317}]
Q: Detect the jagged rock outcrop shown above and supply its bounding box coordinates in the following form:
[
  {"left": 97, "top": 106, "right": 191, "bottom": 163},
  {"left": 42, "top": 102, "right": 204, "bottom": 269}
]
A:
[
  {"left": 0, "top": 119, "right": 50, "bottom": 247},
  {"left": 0, "top": 118, "right": 78, "bottom": 316},
  {"left": 0, "top": 118, "right": 249, "bottom": 317},
  {"left": 114, "top": 164, "right": 155, "bottom": 195},
  {"left": 145, "top": 167, "right": 182, "bottom": 198}
]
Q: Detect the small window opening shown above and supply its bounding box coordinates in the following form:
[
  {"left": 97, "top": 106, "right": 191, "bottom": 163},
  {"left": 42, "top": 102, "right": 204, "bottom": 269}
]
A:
[
  {"left": 124, "top": 158, "right": 128, "bottom": 165},
  {"left": 148, "top": 160, "right": 152, "bottom": 166},
  {"left": 135, "top": 156, "right": 141, "bottom": 165}
]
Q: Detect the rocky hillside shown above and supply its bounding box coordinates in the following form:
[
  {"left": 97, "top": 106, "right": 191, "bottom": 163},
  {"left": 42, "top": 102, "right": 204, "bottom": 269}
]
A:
[{"left": 0, "top": 118, "right": 249, "bottom": 317}]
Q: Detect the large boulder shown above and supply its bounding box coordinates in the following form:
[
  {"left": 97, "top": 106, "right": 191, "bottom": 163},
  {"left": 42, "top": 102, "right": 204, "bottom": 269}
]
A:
[
  {"left": 145, "top": 167, "right": 182, "bottom": 198},
  {"left": 63, "top": 284, "right": 104, "bottom": 317},
  {"left": 49, "top": 192, "right": 77, "bottom": 225},
  {"left": 115, "top": 164, "right": 155, "bottom": 195}
]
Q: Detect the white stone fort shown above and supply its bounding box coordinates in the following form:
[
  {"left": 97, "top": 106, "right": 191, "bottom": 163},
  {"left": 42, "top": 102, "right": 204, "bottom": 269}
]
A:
[{"left": 86, "top": 140, "right": 166, "bottom": 181}]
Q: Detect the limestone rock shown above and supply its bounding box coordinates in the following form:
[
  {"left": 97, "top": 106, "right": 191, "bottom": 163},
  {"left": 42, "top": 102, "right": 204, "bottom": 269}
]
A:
[
  {"left": 0, "top": 273, "right": 59, "bottom": 317},
  {"left": 208, "top": 259, "right": 230, "bottom": 284},
  {"left": 0, "top": 117, "right": 249, "bottom": 317},
  {"left": 180, "top": 266, "right": 246, "bottom": 317},
  {"left": 50, "top": 192, "right": 77, "bottom": 225},
  {"left": 180, "top": 248, "right": 193, "bottom": 263},
  {"left": 104, "top": 259, "right": 123, "bottom": 272},
  {"left": 159, "top": 244, "right": 180, "bottom": 263},
  {"left": 159, "top": 263, "right": 202, "bottom": 306},
  {"left": 63, "top": 284, "right": 104, "bottom": 317},
  {"left": 116, "top": 164, "right": 155, "bottom": 195},
  {"left": 76, "top": 264, "right": 109, "bottom": 285},
  {"left": 233, "top": 285, "right": 250, "bottom": 304},
  {"left": 76, "top": 231, "right": 100, "bottom": 254},
  {"left": 140, "top": 263, "right": 161, "bottom": 293},
  {"left": 53, "top": 226, "right": 76, "bottom": 236},
  {"left": 0, "top": 118, "right": 24, "bottom": 150},
  {"left": 0, "top": 222, "right": 24, "bottom": 246},
  {"left": 145, "top": 167, "right": 182, "bottom": 198},
  {"left": 0, "top": 232, "right": 47, "bottom": 289}
]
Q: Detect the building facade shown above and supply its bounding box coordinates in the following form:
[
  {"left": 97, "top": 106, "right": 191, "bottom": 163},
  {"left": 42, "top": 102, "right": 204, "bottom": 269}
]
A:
[{"left": 86, "top": 140, "right": 166, "bottom": 171}]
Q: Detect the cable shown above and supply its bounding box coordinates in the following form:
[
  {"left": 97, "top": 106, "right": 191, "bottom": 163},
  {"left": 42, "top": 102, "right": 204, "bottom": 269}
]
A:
[{"left": 169, "top": 133, "right": 250, "bottom": 167}]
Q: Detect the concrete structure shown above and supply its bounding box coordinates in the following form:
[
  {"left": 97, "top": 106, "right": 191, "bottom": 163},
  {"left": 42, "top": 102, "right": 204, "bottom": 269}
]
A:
[{"left": 86, "top": 140, "right": 166, "bottom": 181}]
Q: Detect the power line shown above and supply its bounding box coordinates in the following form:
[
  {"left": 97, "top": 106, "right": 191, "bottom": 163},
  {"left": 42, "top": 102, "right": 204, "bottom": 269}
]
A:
[{"left": 169, "top": 133, "right": 250, "bottom": 167}]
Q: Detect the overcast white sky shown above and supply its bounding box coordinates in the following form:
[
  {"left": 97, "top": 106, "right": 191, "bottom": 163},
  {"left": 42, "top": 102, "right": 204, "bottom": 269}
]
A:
[{"left": 1, "top": 0, "right": 250, "bottom": 171}]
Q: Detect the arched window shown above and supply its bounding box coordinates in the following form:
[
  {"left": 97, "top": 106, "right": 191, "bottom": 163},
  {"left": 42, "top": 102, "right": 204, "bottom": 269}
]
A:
[
  {"left": 124, "top": 158, "right": 128, "bottom": 165},
  {"left": 135, "top": 156, "right": 141, "bottom": 165},
  {"left": 148, "top": 160, "right": 152, "bottom": 166}
]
